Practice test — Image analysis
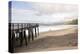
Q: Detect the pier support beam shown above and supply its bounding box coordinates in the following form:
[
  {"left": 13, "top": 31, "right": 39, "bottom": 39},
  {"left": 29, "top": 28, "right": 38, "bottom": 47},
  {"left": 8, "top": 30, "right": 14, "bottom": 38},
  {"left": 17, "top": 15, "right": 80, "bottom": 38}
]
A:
[
  {"left": 37, "top": 27, "right": 39, "bottom": 36},
  {"left": 23, "top": 30, "right": 28, "bottom": 46},
  {"left": 31, "top": 28, "right": 34, "bottom": 41},
  {"left": 35, "top": 27, "right": 37, "bottom": 37},
  {"left": 23, "top": 24, "right": 28, "bottom": 46},
  {"left": 28, "top": 28, "right": 31, "bottom": 42},
  {"left": 19, "top": 31, "right": 23, "bottom": 47},
  {"left": 11, "top": 32, "right": 16, "bottom": 53}
]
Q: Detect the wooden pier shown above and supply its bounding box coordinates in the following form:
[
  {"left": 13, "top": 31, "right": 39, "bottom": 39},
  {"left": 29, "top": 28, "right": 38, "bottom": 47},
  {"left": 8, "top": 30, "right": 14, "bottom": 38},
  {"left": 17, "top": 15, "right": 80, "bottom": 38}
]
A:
[{"left": 8, "top": 23, "right": 39, "bottom": 53}]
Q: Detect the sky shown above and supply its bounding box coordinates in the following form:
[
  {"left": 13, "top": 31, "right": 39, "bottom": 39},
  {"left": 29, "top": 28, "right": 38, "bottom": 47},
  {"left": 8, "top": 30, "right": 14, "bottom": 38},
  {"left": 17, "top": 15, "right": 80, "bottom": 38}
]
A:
[{"left": 11, "top": 1, "right": 78, "bottom": 23}]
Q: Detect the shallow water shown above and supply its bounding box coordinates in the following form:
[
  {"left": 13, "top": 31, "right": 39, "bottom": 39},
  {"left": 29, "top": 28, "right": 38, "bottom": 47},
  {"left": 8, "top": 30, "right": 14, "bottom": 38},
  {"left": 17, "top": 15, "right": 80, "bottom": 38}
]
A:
[{"left": 39, "top": 25, "right": 77, "bottom": 32}]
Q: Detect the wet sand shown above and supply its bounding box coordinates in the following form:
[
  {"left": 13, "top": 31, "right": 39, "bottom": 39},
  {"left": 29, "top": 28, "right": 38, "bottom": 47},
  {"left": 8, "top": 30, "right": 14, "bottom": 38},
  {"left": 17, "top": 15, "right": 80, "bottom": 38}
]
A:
[{"left": 15, "top": 27, "right": 78, "bottom": 53}]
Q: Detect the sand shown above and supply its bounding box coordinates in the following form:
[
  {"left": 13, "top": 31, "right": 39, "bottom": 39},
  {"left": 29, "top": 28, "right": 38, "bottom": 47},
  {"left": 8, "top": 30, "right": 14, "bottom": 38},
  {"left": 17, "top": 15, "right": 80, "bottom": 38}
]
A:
[{"left": 15, "top": 27, "right": 78, "bottom": 53}]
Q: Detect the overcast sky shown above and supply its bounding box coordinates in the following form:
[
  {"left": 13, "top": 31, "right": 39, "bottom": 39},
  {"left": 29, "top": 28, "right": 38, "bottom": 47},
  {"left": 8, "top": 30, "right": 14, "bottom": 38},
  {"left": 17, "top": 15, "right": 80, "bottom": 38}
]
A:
[{"left": 11, "top": 1, "right": 78, "bottom": 23}]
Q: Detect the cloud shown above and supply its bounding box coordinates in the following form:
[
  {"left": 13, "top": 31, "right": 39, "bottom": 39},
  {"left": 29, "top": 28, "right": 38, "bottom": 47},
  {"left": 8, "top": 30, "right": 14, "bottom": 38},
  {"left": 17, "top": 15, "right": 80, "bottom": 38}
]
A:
[
  {"left": 12, "top": 8, "right": 77, "bottom": 23},
  {"left": 11, "top": 2, "right": 78, "bottom": 23},
  {"left": 12, "top": 8, "right": 40, "bottom": 22},
  {"left": 31, "top": 2, "right": 78, "bottom": 15}
]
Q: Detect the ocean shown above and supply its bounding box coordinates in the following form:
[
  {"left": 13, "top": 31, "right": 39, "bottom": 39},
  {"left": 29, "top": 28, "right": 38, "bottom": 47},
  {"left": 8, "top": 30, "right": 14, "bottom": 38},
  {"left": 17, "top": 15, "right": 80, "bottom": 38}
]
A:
[{"left": 25, "top": 25, "right": 77, "bottom": 35}]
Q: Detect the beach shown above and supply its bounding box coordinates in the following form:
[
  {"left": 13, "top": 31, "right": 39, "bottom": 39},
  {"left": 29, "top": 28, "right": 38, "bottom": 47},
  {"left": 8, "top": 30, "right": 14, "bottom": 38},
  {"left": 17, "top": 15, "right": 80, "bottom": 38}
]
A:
[{"left": 15, "top": 25, "right": 78, "bottom": 53}]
